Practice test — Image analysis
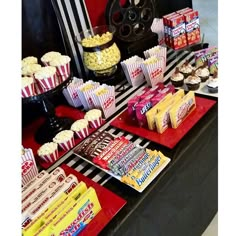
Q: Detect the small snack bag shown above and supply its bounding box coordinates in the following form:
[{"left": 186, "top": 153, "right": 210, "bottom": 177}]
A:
[
  {"left": 121, "top": 55, "right": 145, "bottom": 87},
  {"left": 141, "top": 56, "right": 165, "bottom": 87},
  {"left": 77, "top": 80, "right": 100, "bottom": 110},
  {"left": 21, "top": 147, "right": 39, "bottom": 186},
  {"left": 91, "top": 84, "right": 116, "bottom": 119},
  {"left": 62, "top": 77, "right": 84, "bottom": 108}
]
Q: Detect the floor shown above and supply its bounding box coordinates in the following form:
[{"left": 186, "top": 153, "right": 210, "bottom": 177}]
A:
[{"left": 191, "top": 1, "right": 218, "bottom": 235}]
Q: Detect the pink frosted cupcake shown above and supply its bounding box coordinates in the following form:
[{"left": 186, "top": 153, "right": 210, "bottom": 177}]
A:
[
  {"left": 70, "top": 119, "right": 89, "bottom": 139},
  {"left": 37, "top": 142, "right": 59, "bottom": 163},
  {"left": 22, "top": 76, "right": 35, "bottom": 98},
  {"left": 49, "top": 55, "right": 71, "bottom": 82},
  {"left": 84, "top": 109, "right": 102, "bottom": 128},
  {"left": 41, "top": 51, "right": 61, "bottom": 66},
  {"left": 34, "top": 66, "right": 57, "bottom": 92},
  {"left": 53, "top": 130, "right": 75, "bottom": 151}
]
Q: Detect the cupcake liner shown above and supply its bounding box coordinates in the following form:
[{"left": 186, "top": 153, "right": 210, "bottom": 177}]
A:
[
  {"left": 39, "top": 149, "right": 59, "bottom": 163},
  {"left": 21, "top": 83, "right": 35, "bottom": 98},
  {"left": 89, "top": 117, "right": 102, "bottom": 129},
  {"left": 58, "top": 136, "right": 75, "bottom": 151},
  {"left": 35, "top": 73, "right": 57, "bottom": 91},
  {"left": 74, "top": 127, "right": 89, "bottom": 139},
  {"left": 21, "top": 148, "right": 38, "bottom": 186},
  {"left": 55, "top": 62, "right": 71, "bottom": 78}
]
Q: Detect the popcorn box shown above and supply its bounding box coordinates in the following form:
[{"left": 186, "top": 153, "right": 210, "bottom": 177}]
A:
[
  {"left": 169, "top": 14, "right": 187, "bottom": 50},
  {"left": 62, "top": 77, "right": 84, "bottom": 108},
  {"left": 39, "top": 148, "right": 59, "bottom": 164},
  {"left": 91, "top": 84, "right": 116, "bottom": 119},
  {"left": 74, "top": 127, "right": 89, "bottom": 139},
  {"left": 21, "top": 148, "right": 39, "bottom": 186},
  {"left": 35, "top": 73, "right": 57, "bottom": 91},
  {"left": 57, "top": 136, "right": 75, "bottom": 151},
  {"left": 120, "top": 55, "right": 145, "bottom": 87},
  {"left": 176, "top": 7, "right": 192, "bottom": 14},
  {"left": 141, "top": 56, "right": 165, "bottom": 87},
  {"left": 183, "top": 10, "right": 201, "bottom": 45},
  {"left": 54, "top": 61, "right": 71, "bottom": 78},
  {"left": 77, "top": 81, "right": 100, "bottom": 110}
]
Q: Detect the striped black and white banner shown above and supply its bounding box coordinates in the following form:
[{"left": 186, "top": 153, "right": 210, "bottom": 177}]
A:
[
  {"left": 51, "top": 0, "right": 93, "bottom": 78},
  {"left": 47, "top": 48, "right": 198, "bottom": 187}
]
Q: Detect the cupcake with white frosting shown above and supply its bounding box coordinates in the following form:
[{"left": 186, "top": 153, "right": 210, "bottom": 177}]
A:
[
  {"left": 41, "top": 51, "right": 61, "bottom": 66},
  {"left": 21, "top": 63, "right": 42, "bottom": 77},
  {"left": 184, "top": 71, "right": 201, "bottom": 91},
  {"left": 37, "top": 142, "right": 59, "bottom": 163},
  {"left": 53, "top": 130, "right": 75, "bottom": 151},
  {"left": 195, "top": 62, "right": 210, "bottom": 82},
  {"left": 21, "top": 76, "right": 35, "bottom": 97},
  {"left": 207, "top": 72, "right": 218, "bottom": 93},
  {"left": 170, "top": 67, "right": 184, "bottom": 87},
  {"left": 84, "top": 109, "right": 102, "bottom": 128},
  {"left": 179, "top": 60, "right": 195, "bottom": 78},
  {"left": 34, "top": 66, "right": 57, "bottom": 91},
  {"left": 49, "top": 55, "right": 71, "bottom": 82},
  {"left": 71, "top": 119, "right": 89, "bottom": 139}
]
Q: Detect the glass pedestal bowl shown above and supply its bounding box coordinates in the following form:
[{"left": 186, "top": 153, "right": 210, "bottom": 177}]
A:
[{"left": 75, "top": 25, "right": 121, "bottom": 77}]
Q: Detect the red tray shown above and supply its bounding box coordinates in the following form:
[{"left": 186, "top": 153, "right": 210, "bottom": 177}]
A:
[
  {"left": 110, "top": 96, "right": 216, "bottom": 149},
  {"left": 60, "top": 164, "right": 127, "bottom": 236},
  {"left": 22, "top": 105, "right": 105, "bottom": 169}
]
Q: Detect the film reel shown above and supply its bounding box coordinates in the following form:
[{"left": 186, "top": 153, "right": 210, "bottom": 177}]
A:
[{"left": 105, "top": 0, "right": 156, "bottom": 42}]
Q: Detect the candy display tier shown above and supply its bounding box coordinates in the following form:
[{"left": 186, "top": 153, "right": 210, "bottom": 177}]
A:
[{"left": 22, "top": 75, "right": 73, "bottom": 144}]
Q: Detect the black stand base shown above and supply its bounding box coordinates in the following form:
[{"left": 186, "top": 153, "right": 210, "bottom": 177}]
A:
[{"left": 35, "top": 117, "right": 74, "bottom": 144}]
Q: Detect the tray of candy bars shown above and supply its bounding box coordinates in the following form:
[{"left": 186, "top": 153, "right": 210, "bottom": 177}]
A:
[{"left": 73, "top": 130, "right": 171, "bottom": 193}]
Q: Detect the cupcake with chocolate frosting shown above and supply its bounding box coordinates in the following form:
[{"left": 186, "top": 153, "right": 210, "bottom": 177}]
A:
[{"left": 170, "top": 67, "right": 184, "bottom": 87}]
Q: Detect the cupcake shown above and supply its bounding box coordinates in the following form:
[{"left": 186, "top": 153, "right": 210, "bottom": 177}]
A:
[
  {"left": 37, "top": 142, "right": 58, "bottom": 163},
  {"left": 170, "top": 67, "right": 184, "bottom": 87},
  {"left": 34, "top": 66, "right": 57, "bottom": 91},
  {"left": 21, "top": 76, "right": 35, "bottom": 97},
  {"left": 49, "top": 55, "right": 71, "bottom": 82},
  {"left": 207, "top": 72, "right": 218, "bottom": 93},
  {"left": 53, "top": 130, "right": 75, "bottom": 151},
  {"left": 22, "top": 56, "right": 38, "bottom": 68},
  {"left": 184, "top": 71, "right": 201, "bottom": 91},
  {"left": 179, "top": 60, "right": 195, "bottom": 78},
  {"left": 84, "top": 109, "right": 102, "bottom": 129},
  {"left": 195, "top": 62, "right": 210, "bottom": 82},
  {"left": 70, "top": 119, "right": 89, "bottom": 139},
  {"left": 41, "top": 51, "right": 61, "bottom": 66},
  {"left": 21, "top": 63, "right": 42, "bottom": 77}
]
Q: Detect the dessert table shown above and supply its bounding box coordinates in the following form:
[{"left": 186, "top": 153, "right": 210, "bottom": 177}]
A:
[{"left": 26, "top": 48, "right": 218, "bottom": 236}]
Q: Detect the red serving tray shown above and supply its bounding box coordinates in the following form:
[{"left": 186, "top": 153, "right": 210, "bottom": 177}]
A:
[
  {"left": 60, "top": 164, "right": 127, "bottom": 236},
  {"left": 22, "top": 105, "right": 105, "bottom": 169},
  {"left": 110, "top": 96, "right": 216, "bottom": 149}
]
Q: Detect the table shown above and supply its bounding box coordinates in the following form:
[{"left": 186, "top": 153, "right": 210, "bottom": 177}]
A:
[{"left": 44, "top": 48, "right": 218, "bottom": 236}]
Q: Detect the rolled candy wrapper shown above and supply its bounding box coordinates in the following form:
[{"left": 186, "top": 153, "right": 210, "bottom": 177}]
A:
[{"left": 21, "top": 148, "right": 39, "bottom": 186}]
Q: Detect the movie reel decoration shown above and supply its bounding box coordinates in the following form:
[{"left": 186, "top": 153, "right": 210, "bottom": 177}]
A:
[{"left": 105, "top": 0, "right": 156, "bottom": 42}]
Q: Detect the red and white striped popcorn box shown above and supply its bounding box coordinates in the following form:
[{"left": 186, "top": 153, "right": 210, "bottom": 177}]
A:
[
  {"left": 91, "top": 84, "right": 116, "bottom": 119},
  {"left": 120, "top": 55, "right": 145, "bottom": 87},
  {"left": 74, "top": 127, "right": 89, "bottom": 139},
  {"left": 35, "top": 73, "right": 57, "bottom": 91},
  {"left": 62, "top": 77, "right": 84, "bottom": 107},
  {"left": 54, "top": 61, "right": 71, "bottom": 79},
  {"left": 58, "top": 136, "right": 75, "bottom": 151},
  {"left": 77, "top": 81, "right": 100, "bottom": 110},
  {"left": 141, "top": 56, "right": 165, "bottom": 87},
  {"left": 39, "top": 148, "right": 59, "bottom": 164},
  {"left": 21, "top": 148, "right": 39, "bottom": 186},
  {"left": 151, "top": 18, "right": 165, "bottom": 45},
  {"left": 21, "top": 83, "right": 35, "bottom": 98}
]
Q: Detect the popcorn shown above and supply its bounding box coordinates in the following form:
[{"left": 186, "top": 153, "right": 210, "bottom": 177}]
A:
[
  {"left": 22, "top": 76, "right": 34, "bottom": 88},
  {"left": 53, "top": 130, "right": 75, "bottom": 151},
  {"left": 34, "top": 66, "right": 57, "bottom": 80},
  {"left": 84, "top": 109, "right": 102, "bottom": 128},
  {"left": 81, "top": 31, "right": 113, "bottom": 47},
  {"left": 71, "top": 119, "right": 89, "bottom": 139},
  {"left": 22, "top": 56, "right": 38, "bottom": 68},
  {"left": 37, "top": 142, "right": 58, "bottom": 156},
  {"left": 49, "top": 55, "right": 71, "bottom": 67}
]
